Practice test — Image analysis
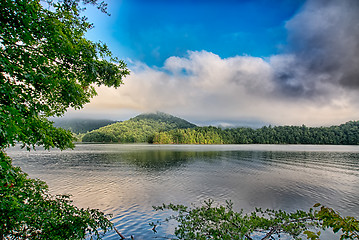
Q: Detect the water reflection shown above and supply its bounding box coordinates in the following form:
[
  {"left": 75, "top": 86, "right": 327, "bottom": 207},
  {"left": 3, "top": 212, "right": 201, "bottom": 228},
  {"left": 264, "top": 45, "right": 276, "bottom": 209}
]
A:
[
  {"left": 6, "top": 144, "right": 359, "bottom": 239},
  {"left": 104, "top": 150, "right": 221, "bottom": 171}
]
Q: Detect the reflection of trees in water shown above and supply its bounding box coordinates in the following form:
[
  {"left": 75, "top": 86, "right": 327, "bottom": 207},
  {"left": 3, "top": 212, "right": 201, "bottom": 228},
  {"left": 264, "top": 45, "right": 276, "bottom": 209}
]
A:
[
  {"left": 228, "top": 150, "right": 359, "bottom": 165},
  {"left": 99, "top": 149, "right": 359, "bottom": 172},
  {"left": 39, "top": 148, "right": 359, "bottom": 175},
  {"left": 119, "top": 150, "right": 222, "bottom": 170}
]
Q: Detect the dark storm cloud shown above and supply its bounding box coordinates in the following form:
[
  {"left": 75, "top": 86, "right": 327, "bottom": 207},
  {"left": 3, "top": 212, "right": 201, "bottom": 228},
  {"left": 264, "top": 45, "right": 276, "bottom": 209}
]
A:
[{"left": 273, "top": 0, "right": 359, "bottom": 97}]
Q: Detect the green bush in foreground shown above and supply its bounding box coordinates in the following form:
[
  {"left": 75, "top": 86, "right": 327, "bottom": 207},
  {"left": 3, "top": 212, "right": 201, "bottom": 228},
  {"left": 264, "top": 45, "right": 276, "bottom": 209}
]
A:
[{"left": 153, "top": 200, "right": 359, "bottom": 240}]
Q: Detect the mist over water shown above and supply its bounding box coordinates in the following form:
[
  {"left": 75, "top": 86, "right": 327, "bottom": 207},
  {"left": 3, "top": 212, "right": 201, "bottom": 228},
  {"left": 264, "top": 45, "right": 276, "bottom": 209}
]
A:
[{"left": 7, "top": 144, "right": 359, "bottom": 239}]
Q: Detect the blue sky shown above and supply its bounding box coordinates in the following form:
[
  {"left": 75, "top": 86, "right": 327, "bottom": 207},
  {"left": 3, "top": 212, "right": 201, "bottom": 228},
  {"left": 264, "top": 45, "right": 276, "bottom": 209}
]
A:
[
  {"left": 69, "top": 0, "right": 359, "bottom": 127},
  {"left": 85, "top": 0, "right": 304, "bottom": 66}
]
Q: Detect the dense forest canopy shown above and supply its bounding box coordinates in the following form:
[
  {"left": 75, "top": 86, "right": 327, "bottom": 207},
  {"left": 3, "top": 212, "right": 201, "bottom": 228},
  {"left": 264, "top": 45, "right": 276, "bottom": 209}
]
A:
[
  {"left": 81, "top": 113, "right": 359, "bottom": 145},
  {"left": 152, "top": 121, "right": 359, "bottom": 145}
]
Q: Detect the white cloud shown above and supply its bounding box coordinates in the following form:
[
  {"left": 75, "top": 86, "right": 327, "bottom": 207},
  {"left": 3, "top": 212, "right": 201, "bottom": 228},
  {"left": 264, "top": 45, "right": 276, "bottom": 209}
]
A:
[
  {"left": 66, "top": 50, "right": 359, "bottom": 126},
  {"left": 66, "top": 0, "right": 359, "bottom": 126}
]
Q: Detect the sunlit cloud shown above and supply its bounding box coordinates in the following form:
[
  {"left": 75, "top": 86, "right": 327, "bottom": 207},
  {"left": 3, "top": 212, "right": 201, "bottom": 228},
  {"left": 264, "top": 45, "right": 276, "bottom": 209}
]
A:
[{"left": 70, "top": 51, "right": 357, "bottom": 126}]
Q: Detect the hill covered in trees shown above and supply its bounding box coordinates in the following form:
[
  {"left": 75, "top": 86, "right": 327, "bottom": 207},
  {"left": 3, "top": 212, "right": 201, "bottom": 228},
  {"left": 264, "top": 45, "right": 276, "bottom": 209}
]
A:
[
  {"left": 82, "top": 112, "right": 196, "bottom": 143},
  {"left": 81, "top": 113, "right": 359, "bottom": 145}
]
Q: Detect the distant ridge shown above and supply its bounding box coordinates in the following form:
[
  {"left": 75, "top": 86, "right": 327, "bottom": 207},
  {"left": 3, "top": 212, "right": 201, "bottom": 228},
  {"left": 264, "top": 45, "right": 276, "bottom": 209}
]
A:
[
  {"left": 82, "top": 112, "right": 196, "bottom": 143},
  {"left": 53, "top": 118, "right": 118, "bottom": 134}
]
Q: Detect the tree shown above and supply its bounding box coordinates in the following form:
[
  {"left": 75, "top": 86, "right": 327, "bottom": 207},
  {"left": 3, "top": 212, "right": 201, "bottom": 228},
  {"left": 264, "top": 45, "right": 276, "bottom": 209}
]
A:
[
  {"left": 81, "top": 130, "right": 117, "bottom": 142},
  {"left": 0, "top": 0, "right": 129, "bottom": 238},
  {"left": 0, "top": 0, "right": 129, "bottom": 150},
  {"left": 153, "top": 201, "right": 359, "bottom": 240}
]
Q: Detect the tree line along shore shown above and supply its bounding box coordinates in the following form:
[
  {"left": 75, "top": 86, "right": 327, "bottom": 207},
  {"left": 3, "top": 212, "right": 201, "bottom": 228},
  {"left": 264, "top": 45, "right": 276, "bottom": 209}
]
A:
[{"left": 77, "top": 113, "right": 359, "bottom": 145}]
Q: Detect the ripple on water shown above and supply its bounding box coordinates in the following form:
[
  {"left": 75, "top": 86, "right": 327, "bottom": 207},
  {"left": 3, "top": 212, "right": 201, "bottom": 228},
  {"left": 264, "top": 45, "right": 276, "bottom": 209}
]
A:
[
  {"left": 6, "top": 144, "right": 359, "bottom": 239},
  {"left": 106, "top": 203, "right": 172, "bottom": 240}
]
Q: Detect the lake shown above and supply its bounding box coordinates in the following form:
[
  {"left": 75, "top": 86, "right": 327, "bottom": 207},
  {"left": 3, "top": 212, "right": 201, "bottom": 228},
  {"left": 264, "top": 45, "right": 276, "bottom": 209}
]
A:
[{"left": 6, "top": 144, "right": 359, "bottom": 239}]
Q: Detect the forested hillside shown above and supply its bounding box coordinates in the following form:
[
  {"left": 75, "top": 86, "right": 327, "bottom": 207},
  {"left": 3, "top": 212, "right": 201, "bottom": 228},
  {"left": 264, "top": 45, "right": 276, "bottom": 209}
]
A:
[
  {"left": 81, "top": 112, "right": 359, "bottom": 145},
  {"left": 82, "top": 112, "right": 196, "bottom": 143},
  {"left": 151, "top": 121, "right": 359, "bottom": 145},
  {"left": 53, "top": 118, "right": 118, "bottom": 134}
]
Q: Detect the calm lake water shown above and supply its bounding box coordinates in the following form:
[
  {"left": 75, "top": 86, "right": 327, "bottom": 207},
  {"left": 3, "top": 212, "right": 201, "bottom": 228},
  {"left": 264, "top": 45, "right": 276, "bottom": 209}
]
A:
[{"left": 6, "top": 144, "right": 359, "bottom": 239}]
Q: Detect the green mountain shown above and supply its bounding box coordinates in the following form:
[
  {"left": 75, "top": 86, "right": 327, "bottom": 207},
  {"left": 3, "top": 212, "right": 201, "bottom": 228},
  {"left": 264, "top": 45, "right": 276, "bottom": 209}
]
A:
[
  {"left": 53, "top": 118, "right": 118, "bottom": 134},
  {"left": 81, "top": 112, "right": 196, "bottom": 143}
]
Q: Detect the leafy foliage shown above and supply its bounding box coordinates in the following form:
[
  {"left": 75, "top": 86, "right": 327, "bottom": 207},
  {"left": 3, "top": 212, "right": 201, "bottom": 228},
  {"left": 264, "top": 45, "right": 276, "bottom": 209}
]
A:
[
  {"left": 0, "top": 0, "right": 129, "bottom": 150},
  {"left": 150, "top": 121, "right": 359, "bottom": 145},
  {"left": 314, "top": 203, "right": 359, "bottom": 240},
  {"left": 0, "top": 0, "right": 129, "bottom": 238},
  {"left": 82, "top": 112, "right": 196, "bottom": 143},
  {"left": 153, "top": 201, "right": 359, "bottom": 240}
]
